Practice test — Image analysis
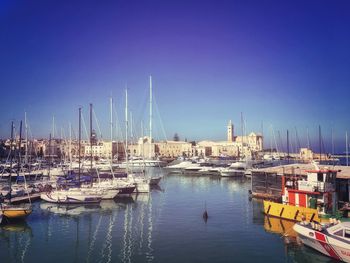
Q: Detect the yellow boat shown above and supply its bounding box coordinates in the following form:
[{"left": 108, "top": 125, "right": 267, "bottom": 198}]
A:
[
  {"left": 263, "top": 200, "right": 320, "bottom": 223},
  {"left": 1, "top": 204, "right": 32, "bottom": 219}
]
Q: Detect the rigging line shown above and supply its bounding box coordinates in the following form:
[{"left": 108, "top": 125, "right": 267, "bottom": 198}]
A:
[
  {"left": 306, "top": 127, "right": 311, "bottom": 150},
  {"left": 92, "top": 108, "right": 103, "bottom": 140},
  {"left": 153, "top": 94, "right": 168, "bottom": 141},
  {"left": 113, "top": 102, "right": 127, "bottom": 158},
  {"left": 277, "top": 130, "right": 284, "bottom": 154},
  {"left": 81, "top": 111, "right": 90, "bottom": 141},
  {"left": 295, "top": 126, "right": 301, "bottom": 151},
  {"left": 113, "top": 101, "right": 124, "bottom": 142},
  {"left": 289, "top": 131, "right": 295, "bottom": 154},
  {"left": 72, "top": 126, "right": 77, "bottom": 141},
  {"left": 27, "top": 121, "right": 38, "bottom": 163},
  {"left": 271, "top": 125, "right": 281, "bottom": 165}
]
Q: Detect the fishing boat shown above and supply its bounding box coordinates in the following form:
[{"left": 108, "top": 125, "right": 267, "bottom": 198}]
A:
[
  {"left": 294, "top": 220, "right": 350, "bottom": 262},
  {"left": 262, "top": 162, "right": 337, "bottom": 222}
]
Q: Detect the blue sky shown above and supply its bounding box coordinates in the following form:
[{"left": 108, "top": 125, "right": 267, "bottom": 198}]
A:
[{"left": 0, "top": 0, "right": 349, "bottom": 152}]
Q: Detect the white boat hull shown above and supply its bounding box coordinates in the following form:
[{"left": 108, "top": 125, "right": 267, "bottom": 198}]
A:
[
  {"left": 41, "top": 190, "right": 102, "bottom": 204},
  {"left": 294, "top": 223, "right": 350, "bottom": 262},
  {"left": 220, "top": 169, "right": 244, "bottom": 177}
]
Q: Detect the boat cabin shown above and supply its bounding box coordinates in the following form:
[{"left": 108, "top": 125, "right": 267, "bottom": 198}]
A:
[{"left": 282, "top": 169, "right": 337, "bottom": 215}]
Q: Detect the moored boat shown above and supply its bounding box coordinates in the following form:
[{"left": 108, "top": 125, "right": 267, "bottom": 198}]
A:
[
  {"left": 1, "top": 203, "right": 32, "bottom": 219},
  {"left": 40, "top": 189, "right": 102, "bottom": 204},
  {"left": 149, "top": 176, "right": 162, "bottom": 185},
  {"left": 294, "top": 220, "right": 350, "bottom": 262},
  {"left": 1, "top": 121, "right": 33, "bottom": 221}
]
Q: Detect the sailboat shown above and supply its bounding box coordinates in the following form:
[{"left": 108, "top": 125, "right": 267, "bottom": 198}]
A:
[
  {"left": 1, "top": 121, "right": 32, "bottom": 221},
  {"left": 40, "top": 108, "right": 103, "bottom": 204},
  {"left": 119, "top": 76, "right": 166, "bottom": 170},
  {"left": 123, "top": 88, "right": 151, "bottom": 193}
]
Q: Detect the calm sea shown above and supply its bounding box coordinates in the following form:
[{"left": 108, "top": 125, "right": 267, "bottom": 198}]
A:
[{"left": 0, "top": 171, "right": 337, "bottom": 263}]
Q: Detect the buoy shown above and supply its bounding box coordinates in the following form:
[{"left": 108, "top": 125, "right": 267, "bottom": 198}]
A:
[
  {"left": 203, "top": 210, "right": 208, "bottom": 220},
  {"left": 203, "top": 201, "right": 208, "bottom": 222}
]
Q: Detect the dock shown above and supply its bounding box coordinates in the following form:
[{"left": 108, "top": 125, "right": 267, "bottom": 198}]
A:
[{"left": 4, "top": 193, "right": 42, "bottom": 204}]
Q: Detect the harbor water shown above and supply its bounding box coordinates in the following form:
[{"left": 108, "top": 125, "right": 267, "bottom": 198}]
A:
[{"left": 0, "top": 171, "right": 338, "bottom": 263}]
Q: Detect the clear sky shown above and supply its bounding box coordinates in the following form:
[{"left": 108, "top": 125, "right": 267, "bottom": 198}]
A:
[{"left": 0, "top": 0, "right": 349, "bottom": 153}]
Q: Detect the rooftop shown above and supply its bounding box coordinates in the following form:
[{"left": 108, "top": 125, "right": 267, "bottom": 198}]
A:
[{"left": 254, "top": 163, "right": 350, "bottom": 179}]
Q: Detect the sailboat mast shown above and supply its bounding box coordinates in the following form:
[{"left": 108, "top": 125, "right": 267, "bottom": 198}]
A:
[
  {"left": 141, "top": 121, "right": 144, "bottom": 158},
  {"left": 90, "top": 103, "right": 93, "bottom": 173},
  {"left": 48, "top": 133, "right": 51, "bottom": 177},
  {"left": 149, "top": 75, "right": 153, "bottom": 159},
  {"left": 346, "top": 131, "right": 348, "bottom": 167},
  {"left": 78, "top": 107, "right": 81, "bottom": 183},
  {"left": 240, "top": 112, "right": 244, "bottom": 158},
  {"left": 17, "top": 121, "right": 23, "bottom": 179},
  {"left": 125, "top": 88, "right": 129, "bottom": 172},
  {"left": 69, "top": 122, "right": 72, "bottom": 168},
  {"left": 24, "top": 111, "right": 28, "bottom": 165},
  {"left": 287, "top": 130, "right": 290, "bottom": 164},
  {"left": 319, "top": 125, "right": 322, "bottom": 161},
  {"left": 9, "top": 121, "right": 14, "bottom": 203},
  {"left": 52, "top": 115, "right": 55, "bottom": 139},
  {"left": 110, "top": 96, "right": 113, "bottom": 161}
]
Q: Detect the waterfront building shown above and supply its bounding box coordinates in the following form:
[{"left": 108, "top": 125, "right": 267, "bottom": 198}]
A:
[
  {"left": 195, "top": 122, "right": 263, "bottom": 158},
  {"left": 234, "top": 132, "right": 263, "bottom": 152},
  {"left": 128, "top": 137, "right": 192, "bottom": 158},
  {"left": 84, "top": 141, "right": 125, "bottom": 160},
  {"left": 128, "top": 137, "right": 155, "bottom": 158},
  {"left": 156, "top": 140, "right": 193, "bottom": 158}
]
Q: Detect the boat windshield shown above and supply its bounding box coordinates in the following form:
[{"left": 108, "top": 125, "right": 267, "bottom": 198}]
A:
[{"left": 345, "top": 229, "right": 350, "bottom": 238}]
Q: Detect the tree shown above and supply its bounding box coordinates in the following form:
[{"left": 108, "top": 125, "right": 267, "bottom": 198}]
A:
[{"left": 173, "top": 133, "right": 180, "bottom": 141}]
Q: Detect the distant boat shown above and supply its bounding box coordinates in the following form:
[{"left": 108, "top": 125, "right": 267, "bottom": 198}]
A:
[
  {"left": 219, "top": 167, "right": 245, "bottom": 177},
  {"left": 164, "top": 160, "right": 194, "bottom": 173},
  {"left": 119, "top": 157, "right": 166, "bottom": 168}
]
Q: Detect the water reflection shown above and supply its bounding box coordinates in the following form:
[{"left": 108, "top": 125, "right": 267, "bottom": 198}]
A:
[
  {"left": 0, "top": 221, "right": 32, "bottom": 263},
  {"left": 40, "top": 203, "right": 102, "bottom": 216},
  {"left": 261, "top": 215, "right": 337, "bottom": 262},
  {"left": 0, "top": 173, "right": 340, "bottom": 263}
]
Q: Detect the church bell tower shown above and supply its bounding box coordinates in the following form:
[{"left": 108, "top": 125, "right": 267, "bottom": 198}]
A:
[{"left": 227, "top": 120, "right": 234, "bottom": 143}]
